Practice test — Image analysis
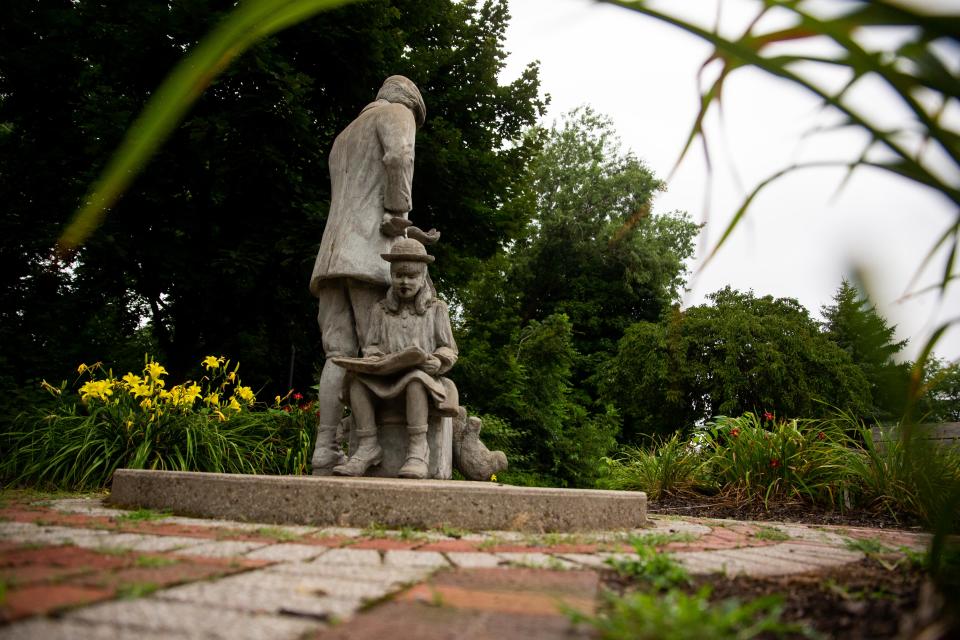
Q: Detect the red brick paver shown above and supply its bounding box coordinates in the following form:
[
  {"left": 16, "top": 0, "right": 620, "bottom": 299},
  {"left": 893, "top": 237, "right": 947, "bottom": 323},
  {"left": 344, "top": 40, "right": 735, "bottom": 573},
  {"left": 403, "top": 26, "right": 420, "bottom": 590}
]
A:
[
  {"left": 1, "top": 584, "right": 115, "bottom": 622},
  {"left": 316, "top": 568, "right": 598, "bottom": 640}
]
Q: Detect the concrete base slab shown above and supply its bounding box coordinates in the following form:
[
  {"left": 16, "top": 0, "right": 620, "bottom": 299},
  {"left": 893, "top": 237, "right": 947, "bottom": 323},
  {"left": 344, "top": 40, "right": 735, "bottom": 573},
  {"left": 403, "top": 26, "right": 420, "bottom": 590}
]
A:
[{"left": 109, "top": 469, "right": 646, "bottom": 533}]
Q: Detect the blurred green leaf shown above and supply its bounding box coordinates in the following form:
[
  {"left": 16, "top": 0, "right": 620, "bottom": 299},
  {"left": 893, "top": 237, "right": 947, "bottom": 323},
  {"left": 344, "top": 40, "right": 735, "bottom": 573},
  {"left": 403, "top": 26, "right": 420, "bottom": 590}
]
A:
[{"left": 59, "top": 0, "right": 357, "bottom": 252}]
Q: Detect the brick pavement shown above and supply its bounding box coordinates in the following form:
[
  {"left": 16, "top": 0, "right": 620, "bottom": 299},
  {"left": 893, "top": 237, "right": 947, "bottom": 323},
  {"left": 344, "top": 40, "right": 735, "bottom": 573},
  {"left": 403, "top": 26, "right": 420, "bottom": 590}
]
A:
[{"left": 0, "top": 492, "right": 931, "bottom": 639}]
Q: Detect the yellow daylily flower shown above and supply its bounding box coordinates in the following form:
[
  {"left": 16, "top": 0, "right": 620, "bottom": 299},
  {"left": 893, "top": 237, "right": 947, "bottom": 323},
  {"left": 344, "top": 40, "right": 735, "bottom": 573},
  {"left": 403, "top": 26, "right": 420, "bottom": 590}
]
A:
[
  {"left": 227, "top": 396, "right": 242, "bottom": 413},
  {"left": 169, "top": 385, "right": 187, "bottom": 407},
  {"left": 122, "top": 373, "right": 144, "bottom": 389},
  {"left": 130, "top": 383, "right": 152, "bottom": 398},
  {"left": 202, "top": 355, "right": 221, "bottom": 370},
  {"left": 235, "top": 386, "right": 255, "bottom": 404},
  {"left": 206, "top": 392, "right": 221, "bottom": 407},
  {"left": 182, "top": 383, "right": 201, "bottom": 405},
  {"left": 140, "top": 397, "right": 153, "bottom": 411},
  {"left": 144, "top": 361, "right": 168, "bottom": 380},
  {"left": 79, "top": 380, "right": 113, "bottom": 402},
  {"left": 274, "top": 395, "right": 282, "bottom": 407},
  {"left": 227, "top": 371, "right": 237, "bottom": 382},
  {"left": 77, "top": 363, "right": 88, "bottom": 374}
]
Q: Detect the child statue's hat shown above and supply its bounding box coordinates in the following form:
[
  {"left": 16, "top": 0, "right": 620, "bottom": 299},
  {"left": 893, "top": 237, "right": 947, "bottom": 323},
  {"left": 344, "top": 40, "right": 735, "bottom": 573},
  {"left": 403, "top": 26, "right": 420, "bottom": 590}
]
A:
[{"left": 381, "top": 237, "right": 435, "bottom": 263}]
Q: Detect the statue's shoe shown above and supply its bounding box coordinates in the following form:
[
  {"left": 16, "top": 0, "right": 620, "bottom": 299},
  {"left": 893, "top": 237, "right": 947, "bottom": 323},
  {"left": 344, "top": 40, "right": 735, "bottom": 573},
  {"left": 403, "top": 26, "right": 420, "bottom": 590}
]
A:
[
  {"left": 397, "top": 457, "right": 428, "bottom": 479},
  {"left": 332, "top": 446, "right": 383, "bottom": 477},
  {"left": 312, "top": 448, "right": 346, "bottom": 476}
]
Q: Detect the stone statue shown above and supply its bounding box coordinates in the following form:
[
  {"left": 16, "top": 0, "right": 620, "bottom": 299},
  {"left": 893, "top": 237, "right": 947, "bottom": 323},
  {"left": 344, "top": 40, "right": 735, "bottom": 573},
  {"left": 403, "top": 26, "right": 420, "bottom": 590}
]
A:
[
  {"left": 308, "top": 75, "right": 506, "bottom": 481},
  {"left": 330, "top": 238, "right": 459, "bottom": 479},
  {"left": 309, "top": 75, "right": 427, "bottom": 475}
]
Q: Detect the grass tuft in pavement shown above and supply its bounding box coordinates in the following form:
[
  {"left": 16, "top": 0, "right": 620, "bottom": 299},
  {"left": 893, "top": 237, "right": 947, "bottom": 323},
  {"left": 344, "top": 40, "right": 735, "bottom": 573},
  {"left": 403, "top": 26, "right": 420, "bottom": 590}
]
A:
[{"left": 570, "top": 587, "right": 802, "bottom": 640}]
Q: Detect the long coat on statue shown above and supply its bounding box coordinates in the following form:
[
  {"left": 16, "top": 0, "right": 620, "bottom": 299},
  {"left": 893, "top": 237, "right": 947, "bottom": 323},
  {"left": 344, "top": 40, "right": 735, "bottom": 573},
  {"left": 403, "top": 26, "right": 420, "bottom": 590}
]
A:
[{"left": 309, "top": 77, "right": 425, "bottom": 293}]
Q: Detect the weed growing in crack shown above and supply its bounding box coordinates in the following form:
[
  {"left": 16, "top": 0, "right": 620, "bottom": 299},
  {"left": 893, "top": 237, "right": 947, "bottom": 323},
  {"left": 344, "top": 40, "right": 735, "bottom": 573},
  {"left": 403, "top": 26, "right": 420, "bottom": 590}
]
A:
[
  {"left": 569, "top": 587, "right": 802, "bottom": 640},
  {"left": 115, "top": 508, "right": 171, "bottom": 523},
  {"left": 753, "top": 527, "right": 790, "bottom": 542},
  {"left": 606, "top": 544, "right": 691, "bottom": 591}
]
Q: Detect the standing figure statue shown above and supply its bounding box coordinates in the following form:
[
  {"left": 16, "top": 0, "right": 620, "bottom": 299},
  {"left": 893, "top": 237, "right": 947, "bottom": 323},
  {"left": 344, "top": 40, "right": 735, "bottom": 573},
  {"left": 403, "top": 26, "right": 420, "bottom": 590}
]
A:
[
  {"left": 331, "top": 238, "right": 459, "bottom": 479},
  {"left": 309, "top": 76, "right": 427, "bottom": 475}
]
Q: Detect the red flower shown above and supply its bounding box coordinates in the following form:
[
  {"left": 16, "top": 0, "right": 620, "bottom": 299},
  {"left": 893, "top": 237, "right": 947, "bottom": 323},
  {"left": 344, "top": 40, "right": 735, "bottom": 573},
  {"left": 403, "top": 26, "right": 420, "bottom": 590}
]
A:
[
  {"left": 293, "top": 392, "right": 303, "bottom": 401},
  {"left": 817, "top": 431, "right": 826, "bottom": 441},
  {"left": 763, "top": 411, "right": 774, "bottom": 422},
  {"left": 282, "top": 405, "right": 292, "bottom": 412},
  {"left": 769, "top": 458, "right": 781, "bottom": 468},
  {"left": 730, "top": 428, "right": 740, "bottom": 438}
]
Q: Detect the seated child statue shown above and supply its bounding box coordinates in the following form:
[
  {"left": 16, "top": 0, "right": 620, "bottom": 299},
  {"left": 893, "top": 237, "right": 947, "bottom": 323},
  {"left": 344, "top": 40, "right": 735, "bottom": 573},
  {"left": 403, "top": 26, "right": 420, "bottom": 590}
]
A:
[{"left": 331, "top": 237, "right": 459, "bottom": 479}]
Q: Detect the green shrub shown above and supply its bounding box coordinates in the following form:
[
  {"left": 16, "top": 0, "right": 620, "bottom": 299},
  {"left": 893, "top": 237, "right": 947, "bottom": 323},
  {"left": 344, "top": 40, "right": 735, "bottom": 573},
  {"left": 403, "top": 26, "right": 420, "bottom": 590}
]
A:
[
  {"left": 1, "top": 357, "right": 316, "bottom": 489},
  {"left": 699, "top": 413, "right": 853, "bottom": 507},
  {"left": 599, "top": 433, "right": 707, "bottom": 499},
  {"left": 835, "top": 410, "right": 960, "bottom": 532}
]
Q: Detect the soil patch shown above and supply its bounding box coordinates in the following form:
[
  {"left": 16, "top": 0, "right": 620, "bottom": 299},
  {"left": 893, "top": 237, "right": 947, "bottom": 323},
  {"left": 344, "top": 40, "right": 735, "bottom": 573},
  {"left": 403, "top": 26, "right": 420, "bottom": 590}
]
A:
[
  {"left": 601, "top": 558, "right": 944, "bottom": 639},
  {"left": 650, "top": 494, "right": 922, "bottom": 530}
]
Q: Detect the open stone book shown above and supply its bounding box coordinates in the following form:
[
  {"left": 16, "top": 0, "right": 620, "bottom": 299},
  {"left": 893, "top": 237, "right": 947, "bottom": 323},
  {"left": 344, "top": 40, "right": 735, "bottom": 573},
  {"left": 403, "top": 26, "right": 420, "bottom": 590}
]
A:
[{"left": 331, "top": 346, "right": 428, "bottom": 376}]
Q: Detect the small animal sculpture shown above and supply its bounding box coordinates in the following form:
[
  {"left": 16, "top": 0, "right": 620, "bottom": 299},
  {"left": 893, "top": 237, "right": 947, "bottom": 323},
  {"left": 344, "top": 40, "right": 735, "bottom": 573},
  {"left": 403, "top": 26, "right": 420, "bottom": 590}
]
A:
[{"left": 452, "top": 406, "right": 508, "bottom": 481}]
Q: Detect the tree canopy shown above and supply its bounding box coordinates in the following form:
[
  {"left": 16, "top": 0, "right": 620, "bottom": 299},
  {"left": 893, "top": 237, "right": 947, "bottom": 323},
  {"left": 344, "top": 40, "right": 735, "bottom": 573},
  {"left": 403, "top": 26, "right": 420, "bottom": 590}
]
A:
[
  {"left": 601, "top": 287, "right": 873, "bottom": 438},
  {"left": 0, "top": 0, "right": 545, "bottom": 399}
]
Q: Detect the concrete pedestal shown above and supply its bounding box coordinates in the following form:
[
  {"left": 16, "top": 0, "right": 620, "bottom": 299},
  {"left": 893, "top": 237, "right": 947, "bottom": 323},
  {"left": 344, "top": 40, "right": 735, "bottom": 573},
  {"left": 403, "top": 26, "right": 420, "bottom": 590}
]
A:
[{"left": 109, "top": 470, "right": 647, "bottom": 532}]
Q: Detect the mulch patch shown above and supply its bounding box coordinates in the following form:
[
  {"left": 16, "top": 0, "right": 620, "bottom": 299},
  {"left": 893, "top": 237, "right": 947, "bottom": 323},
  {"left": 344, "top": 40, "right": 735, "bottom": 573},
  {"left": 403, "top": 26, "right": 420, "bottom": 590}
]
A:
[
  {"left": 650, "top": 494, "right": 922, "bottom": 530},
  {"left": 601, "top": 557, "right": 952, "bottom": 639}
]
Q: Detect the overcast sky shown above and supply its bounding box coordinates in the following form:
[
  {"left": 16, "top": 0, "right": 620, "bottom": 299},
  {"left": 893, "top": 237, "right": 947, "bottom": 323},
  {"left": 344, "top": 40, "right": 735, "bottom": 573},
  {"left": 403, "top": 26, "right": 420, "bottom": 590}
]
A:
[{"left": 500, "top": 0, "right": 960, "bottom": 362}]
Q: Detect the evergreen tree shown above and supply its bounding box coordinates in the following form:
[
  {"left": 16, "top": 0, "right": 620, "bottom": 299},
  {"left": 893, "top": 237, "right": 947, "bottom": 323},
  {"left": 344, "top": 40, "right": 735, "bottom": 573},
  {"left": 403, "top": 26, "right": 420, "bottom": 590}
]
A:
[
  {"left": 0, "top": 0, "right": 545, "bottom": 398},
  {"left": 602, "top": 287, "right": 873, "bottom": 439},
  {"left": 821, "top": 279, "right": 910, "bottom": 419}
]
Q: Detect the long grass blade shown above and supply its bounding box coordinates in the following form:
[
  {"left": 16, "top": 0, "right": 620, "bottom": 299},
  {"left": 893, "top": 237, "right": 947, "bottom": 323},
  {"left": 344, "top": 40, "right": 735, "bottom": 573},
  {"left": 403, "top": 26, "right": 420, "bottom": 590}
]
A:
[{"left": 58, "top": 0, "right": 358, "bottom": 252}]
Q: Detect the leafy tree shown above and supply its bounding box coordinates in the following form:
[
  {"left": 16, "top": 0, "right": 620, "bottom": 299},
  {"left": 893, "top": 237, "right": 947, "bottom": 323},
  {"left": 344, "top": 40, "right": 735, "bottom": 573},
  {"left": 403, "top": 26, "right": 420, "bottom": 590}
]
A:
[
  {"left": 821, "top": 279, "right": 910, "bottom": 419},
  {"left": 453, "top": 108, "right": 697, "bottom": 484},
  {"left": 602, "top": 287, "right": 872, "bottom": 439},
  {"left": 919, "top": 358, "right": 960, "bottom": 423},
  {"left": 457, "top": 313, "right": 619, "bottom": 488},
  {"left": 0, "top": 0, "right": 545, "bottom": 399},
  {"left": 512, "top": 107, "right": 698, "bottom": 357}
]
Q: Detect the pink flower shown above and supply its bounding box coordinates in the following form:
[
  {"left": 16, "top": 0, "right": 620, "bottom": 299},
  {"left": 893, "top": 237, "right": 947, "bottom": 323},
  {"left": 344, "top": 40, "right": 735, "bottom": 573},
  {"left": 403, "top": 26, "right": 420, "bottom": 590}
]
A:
[
  {"left": 817, "top": 431, "right": 826, "bottom": 441},
  {"left": 730, "top": 428, "right": 741, "bottom": 438},
  {"left": 769, "top": 458, "right": 781, "bottom": 469},
  {"left": 763, "top": 411, "right": 774, "bottom": 422},
  {"left": 293, "top": 392, "right": 303, "bottom": 401}
]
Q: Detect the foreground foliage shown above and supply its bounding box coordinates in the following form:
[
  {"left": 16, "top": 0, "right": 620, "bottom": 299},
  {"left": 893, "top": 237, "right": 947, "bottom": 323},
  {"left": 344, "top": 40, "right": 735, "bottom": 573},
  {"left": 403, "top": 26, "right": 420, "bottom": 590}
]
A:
[
  {"left": 601, "top": 411, "right": 960, "bottom": 531},
  {"left": 574, "top": 588, "right": 797, "bottom": 640},
  {"left": 1, "top": 357, "right": 316, "bottom": 489}
]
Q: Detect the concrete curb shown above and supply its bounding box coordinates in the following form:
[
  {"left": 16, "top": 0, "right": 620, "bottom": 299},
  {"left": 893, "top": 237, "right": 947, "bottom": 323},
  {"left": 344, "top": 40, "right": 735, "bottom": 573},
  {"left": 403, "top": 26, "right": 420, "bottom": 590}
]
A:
[{"left": 109, "top": 469, "right": 647, "bottom": 532}]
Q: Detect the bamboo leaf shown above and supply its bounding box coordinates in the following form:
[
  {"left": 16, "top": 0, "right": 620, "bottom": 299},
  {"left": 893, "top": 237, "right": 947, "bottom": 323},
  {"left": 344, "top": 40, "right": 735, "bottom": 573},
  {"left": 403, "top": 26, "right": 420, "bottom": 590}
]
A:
[{"left": 58, "top": 0, "right": 358, "bottom": 252}]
